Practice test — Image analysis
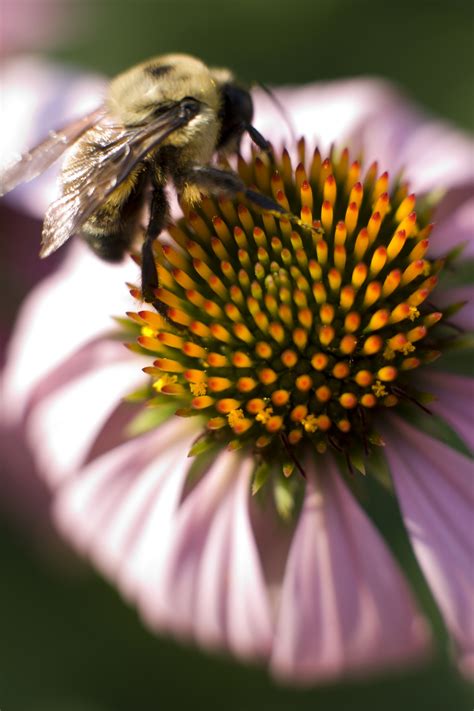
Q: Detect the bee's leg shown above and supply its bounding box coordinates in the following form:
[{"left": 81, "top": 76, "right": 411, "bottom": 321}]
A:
[
  {"left": 183, "top": 166, "right": 323, "bottom": 236},
  {"left": 142, "top": 183, "right": 169, "bottom": 313},
  {"left": 183, "top": 165, "right": 286, "bottom": 213}
]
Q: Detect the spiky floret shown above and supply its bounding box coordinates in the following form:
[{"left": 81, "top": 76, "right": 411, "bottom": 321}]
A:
[{"left": 127, "top": 143, "right": 449, "bottom": 466}]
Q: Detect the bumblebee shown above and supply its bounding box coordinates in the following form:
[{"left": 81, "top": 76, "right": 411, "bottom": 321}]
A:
[{"left": 1, "top": 53, "right": 285, "bottom": 306}]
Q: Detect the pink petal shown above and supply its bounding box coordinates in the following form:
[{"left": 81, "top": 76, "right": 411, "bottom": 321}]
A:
[
  {"left": 27, "top": 353, "right": 147, "bottom": 487},
  {"left": 348, "top": 97, "right": 474, "bottom": 193},
  {"left": 432, "top": 285, "right": 474, "bottom": 332},
  {"left": 2, "top": 241, "right": 140, "bottom": 421},
  {"left": 253, "top": 78, "right": 401, "bottom": 159},
  {"left": 159, "top": 451, "right": 273, "bottom": 660},
  {"left": 271, "top": 457, "right": 430, "bottom": 683},
  {"left": 430, "top": 193, "right": 474, "bottom": 257},
  {"left": 1, "top": 57, "right": 105, "bottom": 218},
  {"left": 53, "top": 418, "right": 196, "bottom": 601},
  {"left": 419, "top": 371, "right": 474, "bottom": 452},
  {"left": 384, "top": 418, "right": 474, "bottom": 672}
]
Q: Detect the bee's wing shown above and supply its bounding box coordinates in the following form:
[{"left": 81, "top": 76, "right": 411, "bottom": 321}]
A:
[
  {"left": 40, "top": 99, "right": 200, "bottom": 257},
  {"left": 0, "top": 107, "right": 106, "bottom": 197}
]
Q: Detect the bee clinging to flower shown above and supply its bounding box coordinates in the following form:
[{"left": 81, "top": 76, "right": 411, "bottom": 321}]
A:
[{"left": 0, "top": 53, "right": 294, "bottom": 306}]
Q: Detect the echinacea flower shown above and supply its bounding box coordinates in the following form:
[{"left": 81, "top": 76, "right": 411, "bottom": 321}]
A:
[{"left": 2, "top": 69, "right": 473, "bottom": 684}]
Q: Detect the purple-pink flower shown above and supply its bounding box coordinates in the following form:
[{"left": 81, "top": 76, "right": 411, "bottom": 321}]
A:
[{"left": 1, "top": 60, "right": 473, "bottom": 684}]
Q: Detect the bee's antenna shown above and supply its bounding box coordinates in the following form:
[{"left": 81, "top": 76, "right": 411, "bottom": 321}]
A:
[{"left": 257, "top": 81, "right": 296, "bottom": 144}]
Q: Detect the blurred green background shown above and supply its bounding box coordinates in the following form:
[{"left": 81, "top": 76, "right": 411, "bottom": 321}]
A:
[
  {"left": 50, "top": 0, "right": 474, "bottom": 131},
  {"left": 2, "top": 0, "right": 473, "bottom": 709}
]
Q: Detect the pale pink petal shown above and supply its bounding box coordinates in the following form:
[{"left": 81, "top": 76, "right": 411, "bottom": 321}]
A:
[
  {"left": 271, "top": 458, "right": 430, "bottom": 683},
  {"left": 253, "top": 78, "right": 400, "bottom": 159},
  {"left": 159, "top": 451, "right": 273, "bottom": 660},
  {"left": 384, "top": 418, "right": 474, "bottom": 671},
  {"left": 53, "top": 418, "right": 196, "bottom": 599},
  {"left": 430, "top": 193, "right": 474, "bottom": 257},
  {"left": 27, "top": 353, "right": 147, "bottom": 487},
  {"left": 346, "top": 97, "right": 474, "bottom": 193},
  {"left": 1, "top": 241, "right": 140, "bottom": 421},
  {"left": 419, "top": 371, "right": 474, "bottom": 452},
  {"left": 1, "top": 57, "right": 106, "bottom": 217},
  {"left": 433, "top": 285, "right": 474, "bottom": 331},
  {"left": 2, "top": 2, "right": 83, "bottom": 55}
]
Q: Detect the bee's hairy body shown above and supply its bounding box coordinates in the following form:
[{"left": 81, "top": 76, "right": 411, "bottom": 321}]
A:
[
  {"left": 1, "top": 52, "right": 282, "bottom": 312},
  {"left": 61, "top": 55, "right": 226, "bottom": 264}
]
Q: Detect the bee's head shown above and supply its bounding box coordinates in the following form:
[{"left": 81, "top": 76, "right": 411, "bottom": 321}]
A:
[
  {"left": 215, "top": 80, "right": 270, "bottom": 154},
  {"left": 108, "top": 54, "right": 221, "bottom": 127}
]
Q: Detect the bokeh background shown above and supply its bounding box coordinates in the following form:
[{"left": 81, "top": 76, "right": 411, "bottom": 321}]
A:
[{"left": 1, "top": 1, "right": 473, "bottom": 709}]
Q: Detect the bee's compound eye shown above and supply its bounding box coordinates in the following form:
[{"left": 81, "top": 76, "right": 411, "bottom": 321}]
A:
[{"left": 180, "top": 97, "right": 201, "bottom": 120}]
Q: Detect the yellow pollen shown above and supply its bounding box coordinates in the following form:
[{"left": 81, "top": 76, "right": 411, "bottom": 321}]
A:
[
  {"left": 383, "top": 346, "right": 396, "bottom": 360},
  {"left": 409, "top": 306, "right": 420, "bottom": 321},
  {"left": 372, "top": 380, "right": 388, "bottom": 398},
  {"left": 227, "top": 408, "right": 245, "bottom": 428},
  {"left": 153, "top": 374, "right": 178, "bottom": 393},
  {"left": 401, "top": 342, "right": 416, "bottom": 355},
  {"left": 189, "top": 382, "right": 207, "bottom": 396},
  {"left": 302, "top": 414, "right": 319, "bottom": 433},
  {"left": 141, "top": 326, "right": 155, "bottom": 338},
  {"left": 256, "top": 407, "right": 274, "bottom": 424}
]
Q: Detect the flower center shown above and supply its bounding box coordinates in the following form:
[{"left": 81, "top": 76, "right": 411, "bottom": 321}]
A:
[{"left": 129, "top": 143, "right": 445, "bottom": 464}]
